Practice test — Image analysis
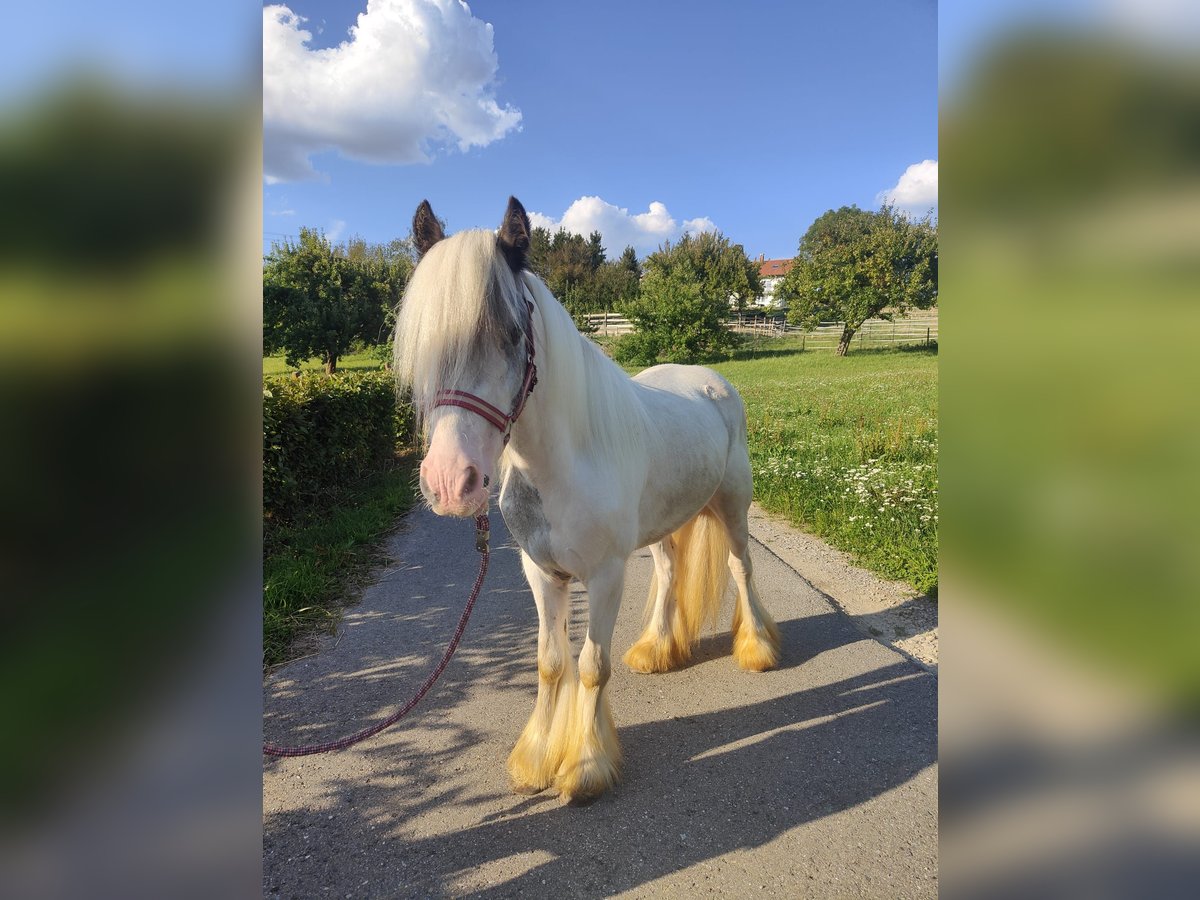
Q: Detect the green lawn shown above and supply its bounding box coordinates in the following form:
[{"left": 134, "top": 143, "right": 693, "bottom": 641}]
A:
[
  {"left": 262, "top": 348, "right": 385, "bottom": 376},
  {"left": 710, "top": 342, "right": 938, "bottom": 595}
]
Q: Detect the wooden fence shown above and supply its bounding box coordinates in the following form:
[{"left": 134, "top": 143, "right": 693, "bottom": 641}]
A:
[{"left": 582, "top": 311, "right": 938, "bottom": 348}]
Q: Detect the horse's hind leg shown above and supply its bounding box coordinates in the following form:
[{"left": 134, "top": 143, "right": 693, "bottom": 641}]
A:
[
  {"left": 709, "top": 466, "right": 781, "bottom": 672},
  {"left": 508, "top": 552, "right": 576, "bottom": 794},
  {"left": 624, "top": 538, "right": 690, "bottom": 673},
  {"left": 556, "top": 557, "right": 624, "bottom": 802}
]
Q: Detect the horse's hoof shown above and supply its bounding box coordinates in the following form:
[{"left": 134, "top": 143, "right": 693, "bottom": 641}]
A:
[
  {"left": 733, "top": 624, "right": 781, "bottom": 672},
  {"left": 624, "top": 635, "right": 689, "bottom": 674},
  {"left": 507, "top": 758, "right": 554, "bottom": 796},
  {"left": 554, "top": 756, "right": 618, "bottom": 803},
  {"left": 511, "top": 781, "right": 548, "bottom": 796}
]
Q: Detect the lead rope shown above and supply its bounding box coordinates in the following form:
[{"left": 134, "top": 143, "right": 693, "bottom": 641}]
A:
[{"left": 263, "top": 513, "right": 491, "bottom": 758}]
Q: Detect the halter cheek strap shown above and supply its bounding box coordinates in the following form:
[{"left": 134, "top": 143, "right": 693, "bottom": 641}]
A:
[{"left": 433, "top": 297, "right": 538, "bottom": 445}]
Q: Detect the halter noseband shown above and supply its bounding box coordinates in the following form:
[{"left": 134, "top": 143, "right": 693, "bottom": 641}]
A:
[{"left": 433, "top": 297, "right": 538, "bottom": 446}]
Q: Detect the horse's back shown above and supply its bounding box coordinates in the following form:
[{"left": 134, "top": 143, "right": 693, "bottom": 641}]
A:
[
  {"left": 633, "top": 363, "right": 746, "bottom": 438},
  {"left": 627, "top": 364, "right": 748, "bottom": 547}
]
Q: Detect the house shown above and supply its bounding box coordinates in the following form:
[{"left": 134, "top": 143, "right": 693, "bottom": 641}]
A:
[{"left": 754, "top": 255, "right": 793, "bottom": 308}]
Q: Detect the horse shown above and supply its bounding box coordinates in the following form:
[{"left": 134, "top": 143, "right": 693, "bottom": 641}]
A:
[{"left": 394, "top": 196, "right": 781, "bottom": 802}]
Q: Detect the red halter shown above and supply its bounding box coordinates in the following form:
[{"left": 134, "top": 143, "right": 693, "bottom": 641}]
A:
[{"left": 433, "top": 298, "right": 538, "bottom": 445}]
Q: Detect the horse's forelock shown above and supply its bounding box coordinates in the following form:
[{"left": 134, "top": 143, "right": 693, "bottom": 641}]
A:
[{"left": 394, "top": 230, "right": 527, "bottom": 425}]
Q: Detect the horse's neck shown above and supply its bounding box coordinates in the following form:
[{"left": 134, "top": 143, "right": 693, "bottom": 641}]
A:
[
  {"left": 505, "top": 326, "right": 595, "bottom": 479},
  {"left": 505, "top": 288, "right": 641, "bottom": 487}
]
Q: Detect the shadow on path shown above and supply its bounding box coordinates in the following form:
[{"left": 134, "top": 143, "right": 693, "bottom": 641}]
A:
[{"left": 264, "top": 510, "right": 937, "bottom": 898}]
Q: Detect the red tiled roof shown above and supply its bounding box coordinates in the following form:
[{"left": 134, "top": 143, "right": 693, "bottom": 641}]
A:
[{"left": 758, "top": 258, "right": 793, "bottom": 278}]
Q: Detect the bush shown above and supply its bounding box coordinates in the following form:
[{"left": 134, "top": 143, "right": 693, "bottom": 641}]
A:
[
  {"left": 263, "top": 371, "right": 414, "bottom": 520},
  {"left": 610, "top": 329, "right": 662, "bottom": 367},
  {"left": 614, "top": 265, "right": 739, "bottom": 366}
]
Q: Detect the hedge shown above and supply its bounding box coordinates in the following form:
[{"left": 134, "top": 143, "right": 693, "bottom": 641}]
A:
[{"left": 263, "top": 371, "right": 415, "bottom": 520}]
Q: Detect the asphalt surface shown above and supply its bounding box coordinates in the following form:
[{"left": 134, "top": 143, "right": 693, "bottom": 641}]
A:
[{"left": 263, "top": 506, "right": 938, "bottom": 898}]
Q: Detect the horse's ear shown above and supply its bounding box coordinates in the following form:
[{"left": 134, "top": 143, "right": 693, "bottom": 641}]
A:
[
  {"left": 412, "top": 200, "right": 445, "bottom": 257},
  {"left": 497, "top": 196, "right": 531, "bottom": 273}
]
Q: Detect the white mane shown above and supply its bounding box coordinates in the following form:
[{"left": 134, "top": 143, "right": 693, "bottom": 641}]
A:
[{"left": 519, "top": 272, "right": 647, "bottom": 468}]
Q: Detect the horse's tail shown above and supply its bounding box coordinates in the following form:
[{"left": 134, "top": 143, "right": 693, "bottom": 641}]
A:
[
  {"left": 671, "top": 508, "right": 730, "bottom": 647},
  {"left": 626, "top": 507, "right": 730, "bottom": 673}
]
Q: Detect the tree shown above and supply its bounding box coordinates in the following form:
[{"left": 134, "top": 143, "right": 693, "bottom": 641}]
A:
[
  {"left": 643, "top": 231, "right": 762, "bottom": 312},
  {"left": 526, "top": 226, "right": 608, "bottom": 322},
  {"left": 342, "top": 235, "right": 415, "bottom": 358},
  {"left": 591, "top": 258, "right": 641, "bottom": 316},
  {"left": 614, "top": 262, "right": 738, "bottom": 366},
  {"left": 618, "top": 245, "right": 642, "bottom": 280},
  {"left": 528, "top": 225, "right": 553, "bottom": 276},
  {"left": 263, "top": 228, "right": 411, "bottom": 373},
  {"left": 777, "top": 206, "right": 937, "bottom": 356},
  {"left": 587, "top": 231, "right": 606, "bottom": 271}
]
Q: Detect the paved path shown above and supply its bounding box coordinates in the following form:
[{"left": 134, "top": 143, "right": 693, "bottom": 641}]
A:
[{"left": 264, "top": 507, "right": 937, "bottom": 898}]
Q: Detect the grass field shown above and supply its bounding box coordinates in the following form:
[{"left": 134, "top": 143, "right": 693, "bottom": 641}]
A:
[
  {"left": 710, "top": 341, "right": 938, "bottom": 595},
  {"left": 262, "top": 348, "right": 385, "bottom": 376},
  {"left": 263, "top": 457, "right": 417, "bottom": 667}
]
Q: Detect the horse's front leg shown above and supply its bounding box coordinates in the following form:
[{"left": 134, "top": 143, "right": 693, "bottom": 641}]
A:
[
  {"left": 507, "top": 552, "right": 574, "bottom": 794},
  {"left": 556, "top": 557, "right": 625, "bottom": 802}
]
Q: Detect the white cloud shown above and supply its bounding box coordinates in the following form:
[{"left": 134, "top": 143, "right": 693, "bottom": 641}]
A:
[
  {"left": 877, "top": 159, "right": 938, "bottom": 215},
  {"left": 682, "top": 216, "right": 718, "bottom": 235},
  {"left": 326, "top": 219, "right": 347, "bottom": 242},
  {"left": 263, "top": 0, "right": 522, "bottom": 183},
  {"left": 529, "top": 196, "right": 718, "bottom": 257}
]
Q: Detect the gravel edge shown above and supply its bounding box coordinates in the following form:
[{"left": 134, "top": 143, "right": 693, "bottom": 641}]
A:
[{"left": 746, "top": 502, "right": 938, "bottom": 672}]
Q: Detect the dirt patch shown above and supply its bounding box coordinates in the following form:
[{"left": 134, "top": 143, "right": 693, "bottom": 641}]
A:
[{"left": 747, "top": 503, "right": 938, "bottom": 671}]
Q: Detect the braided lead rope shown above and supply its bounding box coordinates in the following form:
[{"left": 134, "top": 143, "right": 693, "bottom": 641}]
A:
[{"left": 263, "top": 513, "right": 491, "bottom": 758}]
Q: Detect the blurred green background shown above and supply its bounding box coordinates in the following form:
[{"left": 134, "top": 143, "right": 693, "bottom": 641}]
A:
[
  {"left": 943, "top": 25, "right": 1200, "bottom": 709},
  {"left": 1, "top": 34, "right": 261, "bottom": 895}
]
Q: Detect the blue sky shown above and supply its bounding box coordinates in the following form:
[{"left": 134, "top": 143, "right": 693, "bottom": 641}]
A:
[{"left": 264, "top": 0, "right": 937, "bottom": 260}]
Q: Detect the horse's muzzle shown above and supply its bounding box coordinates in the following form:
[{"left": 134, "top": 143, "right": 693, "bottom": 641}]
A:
[{"left": 419, "top": 456, "right": 488, "bottom": 518}]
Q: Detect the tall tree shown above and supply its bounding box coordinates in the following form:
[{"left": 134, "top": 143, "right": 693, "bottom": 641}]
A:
[
  {"left": 263, "top": 228, "right": 410, "bottom": 373},
  {"left": 618, "top": 245, "right": 641, "bottom": 279},
  {"left": 587, "top": 231, "right": 606, "bottom": 270},
  {"left": 777, "top": 205, "right": 938, "bottom": 356},
  {"left": 528, "top": 226, "right": 553, "bottom": 278},
  {"left": 643, "top": 231, "right": 762, "bottom": 312}
]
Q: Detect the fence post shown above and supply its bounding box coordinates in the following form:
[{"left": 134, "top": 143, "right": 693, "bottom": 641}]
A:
[{"left": 926, "top": 326, "right": 930, "bottom": 347}]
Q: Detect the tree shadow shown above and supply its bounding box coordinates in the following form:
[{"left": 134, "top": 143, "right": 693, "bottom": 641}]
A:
[
  {"left": 728, "top": 345, "right": 807, "bottom": 362},
  {"left": 851, "top": 342, "right": 938, "bottom": 357}
]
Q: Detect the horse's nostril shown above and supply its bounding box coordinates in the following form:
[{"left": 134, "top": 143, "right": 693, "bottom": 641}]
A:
[{"left": 463, "top": 466, "right": 479, "bottom": 493}]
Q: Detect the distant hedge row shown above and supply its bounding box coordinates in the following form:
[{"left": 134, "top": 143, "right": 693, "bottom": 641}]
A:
[{"left": 263, "top": 371, "right": 415, "bottom": 520}]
